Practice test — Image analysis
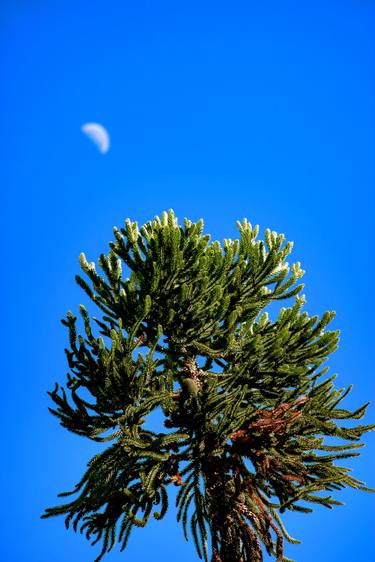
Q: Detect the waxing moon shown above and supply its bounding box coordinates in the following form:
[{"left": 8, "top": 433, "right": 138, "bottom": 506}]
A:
[{"left": 81, "top": 123, "right": 110, "bottom": 154}]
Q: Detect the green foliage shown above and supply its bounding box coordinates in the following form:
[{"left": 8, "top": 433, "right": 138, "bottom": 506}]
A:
[{"left": 42, "top": 210, "right": 374, "bottom": 562}]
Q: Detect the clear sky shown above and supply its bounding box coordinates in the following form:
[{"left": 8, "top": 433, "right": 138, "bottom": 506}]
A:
[{"left": 1, "top": 1, "right": 374, "bottom": 561}]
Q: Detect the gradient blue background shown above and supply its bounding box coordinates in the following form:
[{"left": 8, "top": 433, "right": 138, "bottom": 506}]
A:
[{"left": 1, "top": 1, "right": 374, "bottom": 561}]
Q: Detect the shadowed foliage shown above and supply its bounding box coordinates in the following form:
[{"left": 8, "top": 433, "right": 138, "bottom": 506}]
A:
[{"left": 42, "top": 210, "right": 374, "bottom": 562}]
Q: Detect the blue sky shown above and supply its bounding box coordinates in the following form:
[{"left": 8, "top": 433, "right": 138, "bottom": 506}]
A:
[{"left": 1, "top": 1, "right": 374, "bottom": 561}]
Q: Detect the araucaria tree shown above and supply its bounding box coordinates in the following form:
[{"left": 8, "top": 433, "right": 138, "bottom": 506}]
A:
[{"left": 42, "top": 210, "right": 373, "bottom": 562}]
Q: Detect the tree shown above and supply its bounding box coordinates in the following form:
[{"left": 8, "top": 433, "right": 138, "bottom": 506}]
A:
[{"left": 42, "top": 210, "right": 374, "bottom": 562}]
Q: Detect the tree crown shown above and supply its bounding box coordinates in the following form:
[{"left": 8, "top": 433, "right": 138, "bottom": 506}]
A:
[{"left": 42, "top": 210, "right": 374, "bottom": 562}]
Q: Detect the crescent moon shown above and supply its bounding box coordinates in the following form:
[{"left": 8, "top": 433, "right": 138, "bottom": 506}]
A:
[{"left": 81, "top": 123, "right": 110, "bottom": 154}]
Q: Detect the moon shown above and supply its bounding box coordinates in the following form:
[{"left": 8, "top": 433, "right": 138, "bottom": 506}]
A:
[{"left": 81, "top": 123, "right": 110, "bottom": 154}]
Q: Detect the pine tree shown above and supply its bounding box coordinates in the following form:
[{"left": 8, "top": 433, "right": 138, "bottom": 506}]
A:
[{"left": 42, "top": 210, "right": 374, "bottom": 562}]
